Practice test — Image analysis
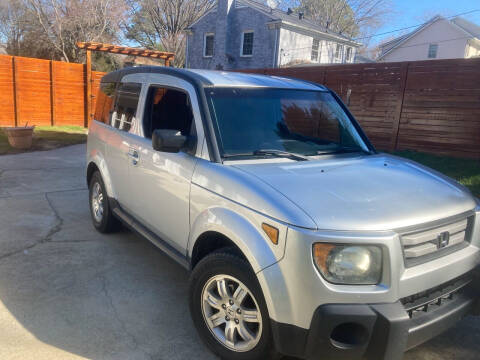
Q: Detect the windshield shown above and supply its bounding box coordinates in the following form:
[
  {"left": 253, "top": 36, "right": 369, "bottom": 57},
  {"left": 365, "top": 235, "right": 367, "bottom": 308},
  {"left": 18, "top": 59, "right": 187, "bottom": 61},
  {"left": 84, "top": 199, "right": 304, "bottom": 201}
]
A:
[{"left": 205, "top": 88, "right": 371, "bottom": 158}]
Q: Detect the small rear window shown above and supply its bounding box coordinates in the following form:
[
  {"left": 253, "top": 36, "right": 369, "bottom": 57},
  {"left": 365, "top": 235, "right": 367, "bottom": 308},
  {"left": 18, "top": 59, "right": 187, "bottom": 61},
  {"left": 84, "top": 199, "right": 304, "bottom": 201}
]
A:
[
  {"left": 94, "top": 82, "right": 116, "bottom": 124},
  {"left": 111, "top": 83, "right": 142, "bottom": 133}
]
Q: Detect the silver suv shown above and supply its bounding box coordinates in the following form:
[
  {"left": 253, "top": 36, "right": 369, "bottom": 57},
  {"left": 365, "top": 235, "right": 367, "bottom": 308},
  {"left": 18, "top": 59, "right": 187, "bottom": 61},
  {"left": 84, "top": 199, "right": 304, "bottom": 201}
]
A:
[{"left": 86, "top": 67, "right": 480, "bottom": 360}]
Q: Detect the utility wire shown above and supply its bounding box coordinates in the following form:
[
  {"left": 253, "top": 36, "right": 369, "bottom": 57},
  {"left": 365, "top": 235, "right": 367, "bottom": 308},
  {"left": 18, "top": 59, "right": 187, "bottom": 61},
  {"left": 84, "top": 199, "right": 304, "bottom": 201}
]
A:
[
  {"left": 280, "top": 8, "right": 480, "bottom": 54},
  {"left": 353, "top": 9, "right": 480, "bottom": 41},
  {"left": 279, "top": 9, "right": 480, "bottom": 59},
  {"left": 282, "top": 35, "right": 475, "bottom": 54}
]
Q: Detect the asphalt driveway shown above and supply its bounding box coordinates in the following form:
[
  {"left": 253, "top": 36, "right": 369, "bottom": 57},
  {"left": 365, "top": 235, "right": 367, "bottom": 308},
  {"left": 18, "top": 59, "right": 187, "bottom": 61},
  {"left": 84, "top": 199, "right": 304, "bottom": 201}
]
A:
[{"left": 0, "top": 144, "right": 478, "bottom": 360}]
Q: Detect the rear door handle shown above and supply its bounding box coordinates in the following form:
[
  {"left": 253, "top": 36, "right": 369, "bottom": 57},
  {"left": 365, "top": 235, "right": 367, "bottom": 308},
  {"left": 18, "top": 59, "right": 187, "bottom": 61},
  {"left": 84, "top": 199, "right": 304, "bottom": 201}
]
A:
[{"left": 127, "top": 148, "right": 139, "bottom": 165}]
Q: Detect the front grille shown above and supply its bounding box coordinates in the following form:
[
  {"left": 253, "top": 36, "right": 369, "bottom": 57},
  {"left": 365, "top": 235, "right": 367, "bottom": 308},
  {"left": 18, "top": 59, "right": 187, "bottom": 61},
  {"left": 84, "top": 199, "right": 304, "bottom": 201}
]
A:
[
  {"left": 401, "top": 272, "right": 473, "bottom": 319},
  {"left": 400, "top": 213, "right": 474, "bottom": 267}
]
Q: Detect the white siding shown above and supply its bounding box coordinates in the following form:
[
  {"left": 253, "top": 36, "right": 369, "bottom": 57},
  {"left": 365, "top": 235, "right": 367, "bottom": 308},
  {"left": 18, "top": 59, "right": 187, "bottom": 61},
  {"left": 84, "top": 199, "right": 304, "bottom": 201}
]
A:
[
  {"left": 380, "top": 18, "right": 470, "bottom": 62},
  {"left": 278, "top": 28, "right": 357, "bottom": 66},
  {"left": 466, "top": 41, "right": 480, "bottom": 58},
  {"left": 278, "top": 28, "right": 313, "bottom": 66}
]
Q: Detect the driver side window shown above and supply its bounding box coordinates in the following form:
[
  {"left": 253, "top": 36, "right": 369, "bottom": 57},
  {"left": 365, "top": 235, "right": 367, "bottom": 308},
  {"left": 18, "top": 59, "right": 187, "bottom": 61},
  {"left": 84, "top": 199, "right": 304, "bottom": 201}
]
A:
[{"left": 143, "top": 86, "right": 194, "bottom": 139}]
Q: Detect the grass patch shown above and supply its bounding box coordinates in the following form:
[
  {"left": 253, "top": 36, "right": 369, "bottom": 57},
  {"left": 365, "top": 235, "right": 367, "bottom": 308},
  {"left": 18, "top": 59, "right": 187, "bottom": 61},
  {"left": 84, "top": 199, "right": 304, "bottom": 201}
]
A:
[
  {"left": 0, "top": 125, "right": 87, "bottom": 155},
  {"left": 393, "top": 150, "right": 480, "bottom": 197}
]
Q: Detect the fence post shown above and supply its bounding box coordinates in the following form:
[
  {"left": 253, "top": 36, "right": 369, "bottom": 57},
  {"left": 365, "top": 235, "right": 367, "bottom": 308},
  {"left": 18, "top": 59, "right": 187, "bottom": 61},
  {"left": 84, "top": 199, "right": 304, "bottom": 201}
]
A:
[
  {"left": 50, "top": 60, "right": 55, "bottom": 126},
  {"left": 85, "top": 49, "right": 92, "bottom": 127},
  {"left": 390, "top": 62, "right": 409, "bottom": 151},
  {"left": 12, "top": 57, "right": 18, "bottom": 127}
]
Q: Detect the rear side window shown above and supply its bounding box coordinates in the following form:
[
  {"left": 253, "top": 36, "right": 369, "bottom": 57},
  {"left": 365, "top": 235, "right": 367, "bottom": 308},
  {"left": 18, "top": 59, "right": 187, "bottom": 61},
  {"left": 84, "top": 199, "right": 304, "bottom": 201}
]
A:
[
  {"left": 111, "top": 83, "right": 142, "bottom": 133},
  {"left": 143, "top": 87, "right": 194, "bottom": 139},
  {"left": 94, "top": 82, "right": 116, "bottom": 124}
]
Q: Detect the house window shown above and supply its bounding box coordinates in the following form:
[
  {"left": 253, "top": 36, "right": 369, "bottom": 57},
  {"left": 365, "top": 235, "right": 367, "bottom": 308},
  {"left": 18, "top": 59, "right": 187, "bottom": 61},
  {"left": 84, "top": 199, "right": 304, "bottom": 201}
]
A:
[
  {"left": 428, "top": 44, "right": 438, "bottom": 58},
  {"left": 241, "top": 31, "right": 254, "bottom": 56},
  {"left": 346, "top": 47, "right": 352, "bottom": 62},
  {"left": 335, "top": 44, "right": 344, "bottom": 60},
  {"left": 311, "top": 39, "right": 320, "bottom": 61},
  {"left": 204, "top": 33, "right": 214, "bottom": 57}
]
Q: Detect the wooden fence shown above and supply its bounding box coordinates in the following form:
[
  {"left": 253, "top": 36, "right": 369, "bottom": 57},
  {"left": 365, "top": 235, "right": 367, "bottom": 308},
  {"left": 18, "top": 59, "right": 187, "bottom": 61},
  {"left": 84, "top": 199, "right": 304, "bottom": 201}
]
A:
[
  {"left": 0, "top": 54, "right": 105, "bottom": 128},
  {"left": 0, "top": 54, "right": 479, "bottom": 158},
  {"left": 238, "top": 58, "right": 480, "bottom": 159}
]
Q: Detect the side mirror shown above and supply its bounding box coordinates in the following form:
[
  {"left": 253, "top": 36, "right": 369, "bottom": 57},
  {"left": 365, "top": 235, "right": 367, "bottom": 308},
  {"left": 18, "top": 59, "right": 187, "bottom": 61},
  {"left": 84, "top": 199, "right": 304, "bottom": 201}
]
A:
[{"left": 152, "top": 129, "right": 187, "bottom": 153}]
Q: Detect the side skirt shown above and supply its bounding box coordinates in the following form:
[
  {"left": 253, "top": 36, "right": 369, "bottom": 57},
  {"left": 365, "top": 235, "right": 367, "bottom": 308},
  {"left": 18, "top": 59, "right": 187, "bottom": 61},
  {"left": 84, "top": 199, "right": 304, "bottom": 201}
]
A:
[{"left": 110, "top": 199, "right": 190, "bottom": 270}]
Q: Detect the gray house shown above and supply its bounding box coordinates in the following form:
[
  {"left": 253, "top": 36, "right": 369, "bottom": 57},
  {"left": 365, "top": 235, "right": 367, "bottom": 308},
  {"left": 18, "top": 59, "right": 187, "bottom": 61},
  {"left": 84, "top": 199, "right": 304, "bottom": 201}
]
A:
[{"left": 185, "top": 0, "right": 361, "bottom": 70}]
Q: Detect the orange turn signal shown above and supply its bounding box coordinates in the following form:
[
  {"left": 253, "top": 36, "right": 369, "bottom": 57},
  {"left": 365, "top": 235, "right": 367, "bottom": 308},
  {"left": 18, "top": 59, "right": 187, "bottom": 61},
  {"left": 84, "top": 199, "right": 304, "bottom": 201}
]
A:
[
  {"left": 262, "top": 223, "right": 279, "bottom": 245},
  {"left": 312, "top": 243, "right": 336, "bottom": 274}
]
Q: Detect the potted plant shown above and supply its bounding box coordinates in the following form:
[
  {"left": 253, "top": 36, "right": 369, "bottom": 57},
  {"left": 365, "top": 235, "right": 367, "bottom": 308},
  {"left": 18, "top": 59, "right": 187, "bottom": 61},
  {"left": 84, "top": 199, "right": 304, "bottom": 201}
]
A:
[{"left": 2, "top": 123, "right": 35, "bottom": 149}]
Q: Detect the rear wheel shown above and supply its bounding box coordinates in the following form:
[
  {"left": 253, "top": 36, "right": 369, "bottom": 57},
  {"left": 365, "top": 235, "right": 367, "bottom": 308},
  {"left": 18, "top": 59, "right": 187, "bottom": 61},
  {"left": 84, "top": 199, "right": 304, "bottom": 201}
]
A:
[
  {"left": 189, "top": 250, "right": 278, "bottom": 360},
  {"left": 88, "top": 171, "right": 120, "bottom": 233}
]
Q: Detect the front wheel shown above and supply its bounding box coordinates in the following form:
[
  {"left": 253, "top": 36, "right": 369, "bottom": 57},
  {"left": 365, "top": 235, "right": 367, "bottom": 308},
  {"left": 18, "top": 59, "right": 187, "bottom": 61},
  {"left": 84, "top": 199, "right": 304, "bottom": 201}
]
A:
[
  {"left": 189, "top": 250, "right": 278, "bottom": 360},
  {"left": 88, "top": 171, "right": 121, "bottom": 233}
]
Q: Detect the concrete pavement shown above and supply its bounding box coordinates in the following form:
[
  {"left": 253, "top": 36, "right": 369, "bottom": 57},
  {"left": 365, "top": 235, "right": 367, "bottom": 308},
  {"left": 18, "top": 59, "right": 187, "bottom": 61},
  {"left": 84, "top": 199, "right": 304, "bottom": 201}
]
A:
[{"left": 0, "top": 144, "right": 478, "bottom": 360}]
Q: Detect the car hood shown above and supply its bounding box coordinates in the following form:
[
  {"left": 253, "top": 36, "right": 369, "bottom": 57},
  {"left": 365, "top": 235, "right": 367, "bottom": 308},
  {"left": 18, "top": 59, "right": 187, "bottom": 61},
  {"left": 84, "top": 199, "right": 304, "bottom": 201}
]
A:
[{"left": 232, "top": 154, "right": 477, "bottom": 231}]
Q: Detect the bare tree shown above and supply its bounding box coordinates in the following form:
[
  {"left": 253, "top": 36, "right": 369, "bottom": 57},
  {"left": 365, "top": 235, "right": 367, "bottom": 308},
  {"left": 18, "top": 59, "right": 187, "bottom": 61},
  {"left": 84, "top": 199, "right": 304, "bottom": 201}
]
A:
[
  {"left": 0, "top": 0, "right": 52, "bottom": 57},
  {"left": 282, "top": 0, "right": 392, "bottom": 43},
  {"left": 0, "top": 0, "right": 25, "bottom": 54},
  {"left": 125, "top": 0, "right": 215, "bottom": 67},
  {"left": 25, "top": 0, "right": 127, "bottom": 62}
]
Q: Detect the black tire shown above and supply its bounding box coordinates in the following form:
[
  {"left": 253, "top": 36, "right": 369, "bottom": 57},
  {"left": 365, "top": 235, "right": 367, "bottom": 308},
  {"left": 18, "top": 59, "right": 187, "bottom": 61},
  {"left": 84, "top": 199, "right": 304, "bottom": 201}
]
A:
[
  {"left": 189, "top": 250, "right": 279, "bottom": 360},
  {"left": 88, "top": 171, "right": 121, "bottom": 233}
]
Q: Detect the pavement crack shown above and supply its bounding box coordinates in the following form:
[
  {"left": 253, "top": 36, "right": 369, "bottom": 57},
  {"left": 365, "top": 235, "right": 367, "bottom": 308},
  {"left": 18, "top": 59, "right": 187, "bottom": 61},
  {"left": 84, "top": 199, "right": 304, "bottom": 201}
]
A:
[
  {"left": 0, "top": 243, "right": 39, "bottom": 261},
  {"left": 0, "top": 192, "right": 65, "bottom": 262},
  {"left": 45, "top": 188, "right": 87, "bottom": 195},
  {"left": 100, "top": 274, "right": 156, "bottom": 360},
  {"left": 0, "top": 166, "right": 84, "bottom": 172},
  {"left": 0, "top": 187, "right": 87, "bottom": 200},
  {"left": 44, "top": 192, "right": 64, "bottom": 242}
]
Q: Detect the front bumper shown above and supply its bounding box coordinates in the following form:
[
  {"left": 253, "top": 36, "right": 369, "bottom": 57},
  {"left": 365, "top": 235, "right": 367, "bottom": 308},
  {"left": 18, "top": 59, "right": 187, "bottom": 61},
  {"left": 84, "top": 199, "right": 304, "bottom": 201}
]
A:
[{"left": 271, "top": 269, "right": 480, "bottom": 360}]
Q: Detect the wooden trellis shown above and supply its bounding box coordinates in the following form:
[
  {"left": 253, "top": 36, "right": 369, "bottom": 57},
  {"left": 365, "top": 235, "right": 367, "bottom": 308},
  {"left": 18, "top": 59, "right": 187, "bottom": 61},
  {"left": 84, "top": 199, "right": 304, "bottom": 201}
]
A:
[{"left": 77, "top": 42, "right": 175, "bottom": 123}]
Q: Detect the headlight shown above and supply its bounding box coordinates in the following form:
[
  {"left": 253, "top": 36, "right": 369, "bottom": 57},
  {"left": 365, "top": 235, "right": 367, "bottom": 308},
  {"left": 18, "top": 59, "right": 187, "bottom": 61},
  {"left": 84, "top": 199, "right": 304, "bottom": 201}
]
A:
[{"left": 312, "top": 244, "right": 382, "bottom": 285}]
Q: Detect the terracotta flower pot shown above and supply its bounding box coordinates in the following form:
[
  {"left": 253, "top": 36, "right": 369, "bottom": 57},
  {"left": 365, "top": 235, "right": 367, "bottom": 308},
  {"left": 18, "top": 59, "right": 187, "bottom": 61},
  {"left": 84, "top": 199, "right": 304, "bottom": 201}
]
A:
[{"left": 3, "top": 126, "right": 35, "bottom": 149}]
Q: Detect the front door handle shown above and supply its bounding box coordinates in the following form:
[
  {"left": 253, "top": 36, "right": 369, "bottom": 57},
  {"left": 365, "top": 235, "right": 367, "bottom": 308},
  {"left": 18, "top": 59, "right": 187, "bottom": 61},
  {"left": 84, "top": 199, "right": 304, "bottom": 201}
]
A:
[{"left": 127, "top": 148, "right": 139, "bottom": 165}]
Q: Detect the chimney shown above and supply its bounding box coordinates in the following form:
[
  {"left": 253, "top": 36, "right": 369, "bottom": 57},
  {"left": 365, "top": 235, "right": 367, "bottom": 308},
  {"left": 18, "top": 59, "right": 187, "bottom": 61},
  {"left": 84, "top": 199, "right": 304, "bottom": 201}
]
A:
[
  {"left": 217, "top": 0, "right": 234, "bottom": 17},
  {"left": 214, "top": 0, "right": 234, "bottom": 68},
  {"left": 298, "top": 12, "right": 304, "bottom": 20}
]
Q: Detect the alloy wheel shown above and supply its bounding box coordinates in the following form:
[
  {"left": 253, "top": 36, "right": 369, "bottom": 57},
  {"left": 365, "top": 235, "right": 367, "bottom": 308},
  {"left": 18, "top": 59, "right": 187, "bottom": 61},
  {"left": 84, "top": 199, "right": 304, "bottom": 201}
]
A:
[
  {"left": 201, "top": 274, "right": 263, "bottom": 352},
  {"left": 91, "top": 182, "right": 104, "bottom": 223}
]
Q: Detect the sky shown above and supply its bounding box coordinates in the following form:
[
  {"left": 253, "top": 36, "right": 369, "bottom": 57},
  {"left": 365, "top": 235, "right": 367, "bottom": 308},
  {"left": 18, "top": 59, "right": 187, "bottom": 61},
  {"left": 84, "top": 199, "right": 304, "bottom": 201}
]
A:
[{"left": 369, "top": 0, "right": 480, "bottom": 46}]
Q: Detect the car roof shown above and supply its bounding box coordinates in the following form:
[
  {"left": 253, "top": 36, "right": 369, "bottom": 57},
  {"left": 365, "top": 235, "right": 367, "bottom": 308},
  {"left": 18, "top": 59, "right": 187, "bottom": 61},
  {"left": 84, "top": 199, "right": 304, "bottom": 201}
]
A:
[{"left": 101, "top": 66, "right": 326, "bottom": 91}]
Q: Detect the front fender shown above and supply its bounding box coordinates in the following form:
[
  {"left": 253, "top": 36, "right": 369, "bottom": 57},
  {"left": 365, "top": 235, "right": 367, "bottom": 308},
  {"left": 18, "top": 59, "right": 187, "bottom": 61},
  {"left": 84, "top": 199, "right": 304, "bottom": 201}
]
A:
[{"left": 188, "top": 206, "right": 286, "bottom": 274}]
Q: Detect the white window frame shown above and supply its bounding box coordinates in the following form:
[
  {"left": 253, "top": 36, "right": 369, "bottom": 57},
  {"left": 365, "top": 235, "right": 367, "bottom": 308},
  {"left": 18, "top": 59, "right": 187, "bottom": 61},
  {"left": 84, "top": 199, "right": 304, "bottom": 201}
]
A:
[
  {"left": 335, "top": 44, "right": 344, "bottom": 61},
  {"left": 346, "top": 47, "right": 352, "bottom": 62},
  {"left": 203, "top": 33, "right": 214, "bottom": 58},
  {"left": 311, "top": 39, "right": 320, "bottom": 62},
  {"left": 428, "top": 43, "right": 438, "bottom": 59},
  {"left": 240, "top": 30, "right": 254, "bottom": 57}
]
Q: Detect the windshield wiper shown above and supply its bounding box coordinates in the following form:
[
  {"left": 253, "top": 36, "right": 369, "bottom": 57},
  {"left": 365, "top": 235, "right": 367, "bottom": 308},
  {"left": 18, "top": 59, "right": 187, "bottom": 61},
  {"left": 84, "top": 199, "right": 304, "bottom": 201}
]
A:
[
  {"left": 222, "top": 149, "right": 309, "bottom": 161},
  {"left": 253, "top": 149, "right": 310, "bottom": 161},
  {"left": 316, "top": 147, "right": 371, "bottom": 155}
]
